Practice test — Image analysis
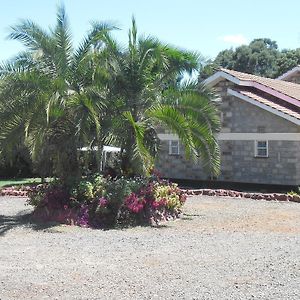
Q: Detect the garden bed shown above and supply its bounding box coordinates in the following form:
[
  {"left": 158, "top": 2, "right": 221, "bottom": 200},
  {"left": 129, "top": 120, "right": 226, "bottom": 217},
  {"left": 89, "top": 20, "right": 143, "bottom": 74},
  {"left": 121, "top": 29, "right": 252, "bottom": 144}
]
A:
[{"left": 26, "top": 176, "right": 186, "bottom": 228}]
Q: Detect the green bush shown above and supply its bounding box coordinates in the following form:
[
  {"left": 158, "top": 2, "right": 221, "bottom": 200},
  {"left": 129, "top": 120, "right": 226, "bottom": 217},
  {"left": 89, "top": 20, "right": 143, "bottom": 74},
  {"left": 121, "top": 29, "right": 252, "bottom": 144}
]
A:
[{"left": 288, "top": 187, "right": 300, "bottom": 196}]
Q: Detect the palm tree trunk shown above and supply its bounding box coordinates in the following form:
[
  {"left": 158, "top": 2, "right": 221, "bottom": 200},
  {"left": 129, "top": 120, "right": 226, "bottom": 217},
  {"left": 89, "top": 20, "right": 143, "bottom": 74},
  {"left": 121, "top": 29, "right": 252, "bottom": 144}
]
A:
[{"left": 55, "top": 143, "right": 80, "bottom": 187}]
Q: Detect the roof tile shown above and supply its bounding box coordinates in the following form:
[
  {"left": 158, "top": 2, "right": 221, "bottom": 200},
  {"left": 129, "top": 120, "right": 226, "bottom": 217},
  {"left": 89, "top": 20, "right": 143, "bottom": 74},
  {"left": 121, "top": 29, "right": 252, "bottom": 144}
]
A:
[
  {"left": 220, "top": 68, "right": 300, "bottom": 104},
  {"left": 234, "top": 88, "right": 300, "bottom": 120}
]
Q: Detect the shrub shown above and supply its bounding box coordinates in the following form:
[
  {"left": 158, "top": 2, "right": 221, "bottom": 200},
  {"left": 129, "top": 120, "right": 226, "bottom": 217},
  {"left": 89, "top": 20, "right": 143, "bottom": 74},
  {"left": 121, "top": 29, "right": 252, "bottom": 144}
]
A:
[
  {"left": 76, "top": 181, "right": 94, "bottom": 202},
  {"left": 28, "top": 182, "right": 70, "bottom": 209},
  {"left": 288, "top": 186, "right": 300, "bottom": 196},
  {"left": 28, "top": 175, "right": 186, "bottom": 228}
]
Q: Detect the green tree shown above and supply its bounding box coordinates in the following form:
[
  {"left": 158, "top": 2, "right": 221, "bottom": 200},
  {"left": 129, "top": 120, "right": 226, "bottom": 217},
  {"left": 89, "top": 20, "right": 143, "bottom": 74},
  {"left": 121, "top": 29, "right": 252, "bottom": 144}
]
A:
[
  {"left": 218, "top": 38, "right": 279, "bottom": 77},
  {"left": 0, "top": 6, "right": 115, "bottom": 184},
  {"left": 275, "top": 48, "right": 300, "bottom": 78},
  {"left": 99, "top": 18, "right": 221, "bottom": 176},
  {"left": 199, "top": 38, "right": 290, "bottom": 81},
  {"left": 0, "top": 8, "right": 221, "bottom": 183}
]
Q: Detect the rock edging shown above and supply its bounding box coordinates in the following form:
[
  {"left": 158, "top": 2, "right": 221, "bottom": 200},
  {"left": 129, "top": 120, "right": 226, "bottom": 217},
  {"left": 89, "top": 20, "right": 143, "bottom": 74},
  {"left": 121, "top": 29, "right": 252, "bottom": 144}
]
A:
[
  {"left": 185, "top": 189, "right": 300, "bottom": 203},
  {"left": 2, "top": 186, "right": 300, "bottom": 204},
  {"left": 0, "top": 187, "right": 30, "bottom": 197}
]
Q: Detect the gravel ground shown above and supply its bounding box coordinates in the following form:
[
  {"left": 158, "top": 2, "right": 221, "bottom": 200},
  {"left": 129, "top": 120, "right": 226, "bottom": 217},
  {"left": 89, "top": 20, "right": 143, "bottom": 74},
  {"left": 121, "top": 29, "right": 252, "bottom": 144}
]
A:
[{"left": 0, "top": 196, "right": 300, "bottom": 300}]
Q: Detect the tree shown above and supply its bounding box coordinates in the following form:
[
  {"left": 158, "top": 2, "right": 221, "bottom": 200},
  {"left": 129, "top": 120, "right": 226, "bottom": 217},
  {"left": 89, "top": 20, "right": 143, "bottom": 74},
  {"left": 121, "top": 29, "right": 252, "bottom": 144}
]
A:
[
  {"left": 275, "top": 48, "right": 300, "bottom": 78},
  {"left": 217, "top": 39, "right": 279, "bottom": 77},
  {"left": 198, "top": 38, "right": 300, "bottom": 81},
  {"left": 97, "top": 18, "right": 221, "bottom": 176},
  {"left": 0, "top": 6, "right": 115, "bottom": 184},
  {"left": 0, "top": 8, "right": 221, "bottom": 183}
]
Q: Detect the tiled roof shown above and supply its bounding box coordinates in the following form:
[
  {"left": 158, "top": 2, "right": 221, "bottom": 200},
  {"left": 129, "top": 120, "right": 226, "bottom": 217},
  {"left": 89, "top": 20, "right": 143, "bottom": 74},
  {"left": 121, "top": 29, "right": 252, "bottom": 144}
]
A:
[
  {"left": 220, "top": 68, "right": 300, "bottom": 104},
  {"left": 233, "top": 88, "right": 300, "bottom": 121}
]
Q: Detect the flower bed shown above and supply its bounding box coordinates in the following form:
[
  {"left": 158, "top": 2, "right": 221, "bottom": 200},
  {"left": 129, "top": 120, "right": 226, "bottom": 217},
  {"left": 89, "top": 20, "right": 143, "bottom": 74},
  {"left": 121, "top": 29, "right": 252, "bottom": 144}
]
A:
[{"left": 27, "top": 176, "right": 187, "bottom": 228}]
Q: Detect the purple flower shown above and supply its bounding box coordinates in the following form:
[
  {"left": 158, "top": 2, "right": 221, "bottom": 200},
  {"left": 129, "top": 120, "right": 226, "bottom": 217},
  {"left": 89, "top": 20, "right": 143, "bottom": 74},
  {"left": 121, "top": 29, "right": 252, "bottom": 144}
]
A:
[{"left": 77, "top": 205, "right": 90, "bottom": 227}]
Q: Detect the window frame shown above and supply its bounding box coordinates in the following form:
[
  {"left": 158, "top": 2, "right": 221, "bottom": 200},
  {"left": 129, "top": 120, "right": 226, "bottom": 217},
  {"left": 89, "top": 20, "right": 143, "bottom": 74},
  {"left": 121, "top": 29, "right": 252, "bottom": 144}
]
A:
[
  {"left": 169, "top": 140, "right": 180, "bottom": 155},
  {"left": 254, "top": 140, "right": 268, "bottom": 158}
]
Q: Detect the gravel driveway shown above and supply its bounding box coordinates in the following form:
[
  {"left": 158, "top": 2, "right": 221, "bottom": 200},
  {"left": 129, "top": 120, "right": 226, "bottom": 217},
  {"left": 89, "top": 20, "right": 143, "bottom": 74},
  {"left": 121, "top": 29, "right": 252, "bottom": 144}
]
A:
[{"left": 0, "top": 195, "right": 299, "bottom": 300}]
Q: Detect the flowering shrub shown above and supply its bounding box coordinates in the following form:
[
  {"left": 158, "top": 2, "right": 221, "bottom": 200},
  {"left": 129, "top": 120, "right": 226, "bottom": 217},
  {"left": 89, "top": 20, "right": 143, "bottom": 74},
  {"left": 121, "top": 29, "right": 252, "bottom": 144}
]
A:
[
  {"left": 76, "top": 181, "right": 94, "bottom": 202},
  {"left": 28, "top": 183, "right": 70, "bottom": 209},
  {"left": 28, "top": 174, "right": 186, "bottom": 228},
  {"left": 78, "top": 205, "right": 89, "bottom": 227},
  {"left": 153, "top": 182, "right": 186, "bottom": 210},
  {"left": 124, "top": 193, "right": 145, "bottom": 213}
]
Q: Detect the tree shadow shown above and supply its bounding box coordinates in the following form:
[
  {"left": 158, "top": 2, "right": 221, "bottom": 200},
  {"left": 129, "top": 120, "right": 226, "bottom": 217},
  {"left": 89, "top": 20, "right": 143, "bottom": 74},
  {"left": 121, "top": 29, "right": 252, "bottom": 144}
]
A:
[{"left": 0, "top": 210, "right": 59, "bottom": 236}]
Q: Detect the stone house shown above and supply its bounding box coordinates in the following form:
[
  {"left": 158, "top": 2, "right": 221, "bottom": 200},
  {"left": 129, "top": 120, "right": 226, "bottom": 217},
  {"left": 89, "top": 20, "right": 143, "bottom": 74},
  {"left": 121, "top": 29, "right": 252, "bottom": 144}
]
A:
[{"left": 156, "top": 67, "right": 300, "bottom": 186}]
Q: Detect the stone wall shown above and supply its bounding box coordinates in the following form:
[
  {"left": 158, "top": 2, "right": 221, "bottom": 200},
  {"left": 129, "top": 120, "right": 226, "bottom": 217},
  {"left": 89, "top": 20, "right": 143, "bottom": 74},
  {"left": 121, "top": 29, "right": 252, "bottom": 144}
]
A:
[
  {"left": 155, "top": 141, "right": 208, "bottom": 180},
  {"left": 156, "top": 140, "right": 300, "bottom": 185},
  {"left": 219, "top": 140, "right": 300, "bottom": 185},
  {"left": 155, "top": 78, "right": 300, "bottom": 186}
]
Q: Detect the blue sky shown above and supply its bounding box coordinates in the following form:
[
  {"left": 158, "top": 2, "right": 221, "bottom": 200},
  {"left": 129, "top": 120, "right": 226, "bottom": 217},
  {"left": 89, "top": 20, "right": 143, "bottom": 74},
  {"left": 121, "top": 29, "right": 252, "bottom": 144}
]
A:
[{"left": 0, "top": 0, "right": 300, "bottom": 62}]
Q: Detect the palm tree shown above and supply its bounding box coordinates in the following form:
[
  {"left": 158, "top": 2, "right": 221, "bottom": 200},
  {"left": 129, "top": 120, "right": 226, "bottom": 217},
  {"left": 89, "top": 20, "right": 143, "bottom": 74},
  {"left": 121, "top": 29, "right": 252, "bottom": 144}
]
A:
[
  {"left": 0, "top": 8, "right": 220, "bottom": 183},
  {"left": 96, "top": 18, "right": 221, "bottom": 177},
  {"left": 0, "top": 6, "right": 116, "bottom": 184}
]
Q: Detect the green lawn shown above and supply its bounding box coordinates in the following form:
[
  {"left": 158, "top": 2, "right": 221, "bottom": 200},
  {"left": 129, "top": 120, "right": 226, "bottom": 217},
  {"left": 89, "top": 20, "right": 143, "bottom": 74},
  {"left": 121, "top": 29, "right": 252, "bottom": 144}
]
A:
[{"left": 0, "top": 178, "right": 43, "bottom": 188}]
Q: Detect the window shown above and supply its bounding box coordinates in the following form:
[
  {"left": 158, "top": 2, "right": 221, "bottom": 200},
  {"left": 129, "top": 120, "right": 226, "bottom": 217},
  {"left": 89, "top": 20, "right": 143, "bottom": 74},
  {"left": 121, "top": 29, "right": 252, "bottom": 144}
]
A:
[
  {"left": 255, "top": 140, "right": 268, "bottom": 157},
  {"left": 169, "top": 140, "right": 180, "bottom": 155}
]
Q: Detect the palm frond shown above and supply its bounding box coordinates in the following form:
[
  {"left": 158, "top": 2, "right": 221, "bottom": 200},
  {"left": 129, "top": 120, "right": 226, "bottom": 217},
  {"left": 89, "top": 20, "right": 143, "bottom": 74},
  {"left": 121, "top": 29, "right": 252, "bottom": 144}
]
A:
[
  {"left": 123, "top": 111, "right": 153, "bottom": 175},
  {"left": 52, "top": 4, "right": 73, "bottom": 76},
  {"left": 8, "top": 19, "right": 51, "bottom": 51},
  {"left": 147, "top": 104, "right": 195, "bottom": 158}
]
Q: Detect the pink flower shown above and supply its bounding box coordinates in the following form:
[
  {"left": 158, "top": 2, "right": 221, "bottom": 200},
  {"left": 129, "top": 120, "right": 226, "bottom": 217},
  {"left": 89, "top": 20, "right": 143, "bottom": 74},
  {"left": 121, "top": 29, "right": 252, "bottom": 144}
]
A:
[
  {"left": 63, "top": 205, "right": 68, "bottom": 210},
  {"left": 151, "top": 197, "right": 167, "bottom": 209},
  {"left": 125, "top": 193, "right": 145, "bottom": 213},
  {"left": 99, "top": 197, "right": 108, "bottom": 207},
  {"left": 151, "top": 201, "right": 160, "bottom": 209}
]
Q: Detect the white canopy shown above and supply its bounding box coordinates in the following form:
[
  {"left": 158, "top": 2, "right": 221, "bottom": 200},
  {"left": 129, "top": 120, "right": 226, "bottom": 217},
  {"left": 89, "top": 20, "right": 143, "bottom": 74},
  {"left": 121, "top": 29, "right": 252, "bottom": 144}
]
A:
[{"left": 79, "top": 146, "right": 121, "bottom": 153}]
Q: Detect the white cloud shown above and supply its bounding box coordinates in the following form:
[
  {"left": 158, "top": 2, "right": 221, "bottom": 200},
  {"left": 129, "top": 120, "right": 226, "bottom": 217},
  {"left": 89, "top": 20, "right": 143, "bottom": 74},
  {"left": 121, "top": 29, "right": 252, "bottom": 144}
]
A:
[{"left": 219, "top": 34, "right": 248, "bottom": 45}]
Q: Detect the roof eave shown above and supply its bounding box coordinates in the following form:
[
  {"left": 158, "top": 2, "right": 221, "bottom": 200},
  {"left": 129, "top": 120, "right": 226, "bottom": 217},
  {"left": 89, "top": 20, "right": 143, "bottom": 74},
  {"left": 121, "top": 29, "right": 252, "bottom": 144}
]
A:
[
  {"left": 204, "top": 70, "right": 251, "bottom": 87},
  {"left": 205, "top": 70, "right": 300, "bottom": 107},
  {"left": 277, "top": 66, "right": 300, "bottom": 80},
  {"left": 228, "top": 88, "right": 300, "bottom": 126}
]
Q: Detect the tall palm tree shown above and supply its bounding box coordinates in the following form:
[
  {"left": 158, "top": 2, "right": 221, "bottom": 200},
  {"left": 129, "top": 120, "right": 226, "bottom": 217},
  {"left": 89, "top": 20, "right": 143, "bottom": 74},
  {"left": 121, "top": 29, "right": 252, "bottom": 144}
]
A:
[
  {"left": 0, "top": 6, "right": 115, "bottom": 184},
  {"left": 0, "top": 8, "right": 220, "bottom": 183},
  {"left": 97, "top": 18, "right": 221, "bottom": 176}
]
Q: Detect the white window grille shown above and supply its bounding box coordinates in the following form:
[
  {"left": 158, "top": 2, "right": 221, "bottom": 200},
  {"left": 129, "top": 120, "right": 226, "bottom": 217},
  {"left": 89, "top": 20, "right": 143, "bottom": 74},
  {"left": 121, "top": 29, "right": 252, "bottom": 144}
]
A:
[
  {"left": 254, "top": 140, "right": 268, "bottom": 157},
  {"left": 169, "top": 140, "right": 180, "bottom": 155}
]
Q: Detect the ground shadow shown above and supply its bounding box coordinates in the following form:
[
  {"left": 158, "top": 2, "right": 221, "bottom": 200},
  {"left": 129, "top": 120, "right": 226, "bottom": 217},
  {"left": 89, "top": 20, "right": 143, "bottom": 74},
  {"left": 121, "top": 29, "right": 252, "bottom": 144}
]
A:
[
  {"left": 183, "top": 213, "right": 204, "bottom": 218},
  {"left": 0, "top": 211, "right": 59, "bottom": 236}
]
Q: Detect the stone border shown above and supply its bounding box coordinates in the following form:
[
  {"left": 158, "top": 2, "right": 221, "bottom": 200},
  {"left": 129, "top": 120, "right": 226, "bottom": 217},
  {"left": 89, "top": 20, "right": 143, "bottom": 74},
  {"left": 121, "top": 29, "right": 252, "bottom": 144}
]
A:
[
  {"left": 0, "top": 187, "right": 31, "bottom": 197},
  {"left": 185, "top": 189, "right": 300, "bottom": 203},
  {"left": 2, "top": 186, "right": 300, "bottom": 204}
]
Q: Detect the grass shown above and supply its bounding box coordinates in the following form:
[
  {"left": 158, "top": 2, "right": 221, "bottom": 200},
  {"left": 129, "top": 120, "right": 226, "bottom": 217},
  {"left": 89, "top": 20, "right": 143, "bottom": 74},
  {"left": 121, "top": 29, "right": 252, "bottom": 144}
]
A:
[{"left": 0, "top": 178, "right": 43, "bottom": 188}]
